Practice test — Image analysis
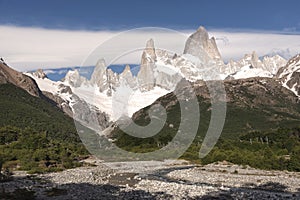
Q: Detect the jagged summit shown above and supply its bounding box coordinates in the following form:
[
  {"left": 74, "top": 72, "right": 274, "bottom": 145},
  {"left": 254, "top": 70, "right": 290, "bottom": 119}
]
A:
[
  {"left": 141, "top": 38, "right": 157, "bottom": 65},
  {"left": 146, "top": 38, "right": 155, "bottom": 49},
  {"left": 33, "top": 69, "right": 48, "bottom": 79},
  {"left": 223, "top": 51, "right": 287, "bottom": 77},
  {"left": 48, "top": 26, "right": 288, "bottom": 95},
  {"left": 91, "top": 58, "right": 107, "bottom": 84},
  {"left": 119, "top": 64, "right": 137, "bottom": 89},
  {"left": 138, "top": 39, "right": 156, "bottom": 91},
  {"left": 183, "top": 26, "right": 223, "bottom": 66},
  {"left": 64, "top": 69, "right": 87, "bottom": 87}
]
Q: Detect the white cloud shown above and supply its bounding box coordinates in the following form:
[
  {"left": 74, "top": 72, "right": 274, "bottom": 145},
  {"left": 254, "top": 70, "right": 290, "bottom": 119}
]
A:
[
  {"left": 210, "top": 31, "right": 300, "bottom": 61},
  {"left": 0, "top": 25, "right": 300, "bottom": 71}
]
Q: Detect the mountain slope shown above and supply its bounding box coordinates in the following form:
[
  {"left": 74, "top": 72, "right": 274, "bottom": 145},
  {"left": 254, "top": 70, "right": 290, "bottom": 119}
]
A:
[
  {"left": 0, "top": 83, "right": 80, "bottom": 142},
  {"left": 0, "top": 61, "right": 41, "bottom": 97},
  {"left": 0, "top": 63, "right": 93, "bottom": 173},
  {"left": 112, "top": 77, "right": 300, "bottom": 153},
  {"left": 0, "top": 83, "right": 91, "bottom": 173},
  {"left": 0, "top": 61, "right": 80, "bottom": 139}
]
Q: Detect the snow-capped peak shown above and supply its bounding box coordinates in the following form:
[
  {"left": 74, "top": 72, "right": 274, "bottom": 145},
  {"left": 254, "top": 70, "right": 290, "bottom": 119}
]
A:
[{"left": 223, "top": 51, "right": 287, "bottom": 77}]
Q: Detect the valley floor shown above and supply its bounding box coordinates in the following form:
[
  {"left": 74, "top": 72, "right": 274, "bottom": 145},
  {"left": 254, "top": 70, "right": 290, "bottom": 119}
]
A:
[{"left": 1, "top": 159, "right": 300, "bottom": 200}]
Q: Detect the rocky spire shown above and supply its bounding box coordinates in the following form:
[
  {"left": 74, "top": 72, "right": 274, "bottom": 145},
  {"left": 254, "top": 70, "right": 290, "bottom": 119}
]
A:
[
  {"left": 141, "top": 38, "right": 157, "bottom": 65},
  {"left": 120, "top": 64, "right": 137, "bottom": 89},
  {"left": 91, "top": 58, "right": 109, "bottom": 92},
  {"left": 137, "top": 39, "right": 156, "bottom": 91},
  {"left": 250, "top": 51, "right": 262, "bottom": 68},
  {"left": 183, "top": 26, "right": 224, "bottom": 66},
  {"left": 106, "top": 69, "right": 119, "bottom": 96}
]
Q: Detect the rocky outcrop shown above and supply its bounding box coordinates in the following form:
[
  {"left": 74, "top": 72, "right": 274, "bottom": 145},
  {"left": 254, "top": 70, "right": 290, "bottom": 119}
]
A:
[
  {"left": 42, "top": 90, "right": 73, "bottom": 117},
  {"left": 0, "top": 61, "right": 41, "bottom": 97},
  {"left": 90, "top": 59, "right": 120, "bottom": 95},
  {"left": 276, "top": 54, "right": 300, "bottom": 97},
  {"left": 64, "top": 69, "right": 87, "bottom": 88},
  {"left": 33, "top": 69, "right": 48, "bottom": 79},
  {"left": 262, "top": 55, "right": 286, "bottom": 74},
  {"left": 41, "top": 81, "right": 112, "bottom": 130}
]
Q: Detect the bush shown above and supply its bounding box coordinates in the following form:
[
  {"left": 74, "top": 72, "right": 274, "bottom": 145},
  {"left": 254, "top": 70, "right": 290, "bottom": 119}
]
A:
[{"left": 0, "top": 126, "right": 88, "bottom": 173}]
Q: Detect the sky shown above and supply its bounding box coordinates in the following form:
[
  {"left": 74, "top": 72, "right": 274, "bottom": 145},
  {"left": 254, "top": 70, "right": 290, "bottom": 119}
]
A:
[{"left": 1, "top": 0, "right": 300, "bottom": 71}]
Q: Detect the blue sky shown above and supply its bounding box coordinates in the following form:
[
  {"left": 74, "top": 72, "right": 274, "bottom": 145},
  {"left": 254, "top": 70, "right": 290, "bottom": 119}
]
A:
[
  {"left": 1, "top": 0, "right": 300, "bottom": 70},
  {"left": 1, "top": 0, "right": 300, "bottom": 32}
]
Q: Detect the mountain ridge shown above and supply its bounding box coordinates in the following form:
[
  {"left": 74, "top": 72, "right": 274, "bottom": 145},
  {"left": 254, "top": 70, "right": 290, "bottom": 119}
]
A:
[
  {"left": 0, "top": 61, "right": 42, "bottom": 97},
  {"left": 26, "top": 25, "right": 299, "bottom": 128}
]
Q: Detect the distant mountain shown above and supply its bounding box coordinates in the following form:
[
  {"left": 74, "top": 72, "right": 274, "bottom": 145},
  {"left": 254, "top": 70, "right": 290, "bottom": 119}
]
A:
[
  {"left": 36, "top": 65, "right": 140, "bottom": 82},
  {"left": 27, "top": 25, "right": 294, "bottom": 127},
  {"left": 224, "top": 52, "right": 286, "bottom": 79},
  {"left": 32, "top": 66, "right": 95, "bottom": 82},
  {"left": 264, "top": 48, "right": 293, "bottom": 60}
]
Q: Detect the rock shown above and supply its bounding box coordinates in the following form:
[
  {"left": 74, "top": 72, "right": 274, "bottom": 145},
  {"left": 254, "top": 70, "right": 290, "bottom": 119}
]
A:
[
  {"left": 91, "top": 59, "right": 109, "bottom": 92},
  {"left": 277, "top": 54, "right": 300, "bottom": 97},
  {"left": 183, "top": 26, "right": 224, "bottom": 67},
  {"left": 106, "top": 69, "right": 119, "bottom": 96},
  {"left": 142, "top": 38, "right": 156, "bottom": 64},
  {"left": 0, "top": 62, "right": 42, "bottom": 97},
  {"left": 2, "top": 161, "right": 300, "bottom": 199},
  {"left": 64, "top": 69, "right": 87, "bottom": 88},
  {"left": 42, "top": 91, "right": 73, "bottom": 118},
  {"left": 72, "top": 98, "right": 111, "bottom": 131},
  {"left": 33, "top": 69, "right": 48, "bottom": 79},
  {"left": 119, "top": 64, "right": 138, "bottom": 89},
  {"left": 137, "top": 39, "right": 156, "bottom": 91},
  {"left": 262, "top": 55, "right": 287, "bottom": 74},
  {"left": 224, "top": 52, "right": 286, "bottom": 76}
]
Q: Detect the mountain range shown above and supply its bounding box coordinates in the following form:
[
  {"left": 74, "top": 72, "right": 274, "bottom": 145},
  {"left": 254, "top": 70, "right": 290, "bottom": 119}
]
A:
[
  {"left": 1, "top": 25, "right": 299, "bottom": 144},
  {"left": 24, "top": 26, "right": 295, "bottom": 123}
]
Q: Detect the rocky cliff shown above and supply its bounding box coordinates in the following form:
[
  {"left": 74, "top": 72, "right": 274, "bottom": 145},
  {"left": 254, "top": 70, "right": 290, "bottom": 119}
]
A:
[{"left": 0, "top": 61, "right": 41, "bottom": 97}]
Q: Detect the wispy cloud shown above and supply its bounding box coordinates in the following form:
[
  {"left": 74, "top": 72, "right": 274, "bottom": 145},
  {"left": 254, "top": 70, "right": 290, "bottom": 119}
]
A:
[{"left": 1, "top": 25, "right": 300, "bottom": 71}]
